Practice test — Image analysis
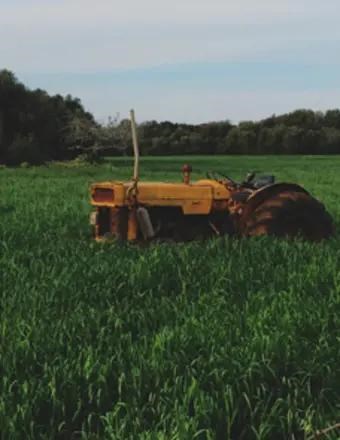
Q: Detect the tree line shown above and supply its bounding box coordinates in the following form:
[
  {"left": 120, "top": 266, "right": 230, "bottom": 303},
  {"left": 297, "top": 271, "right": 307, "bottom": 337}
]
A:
[
  {"left": 1, "top": 69, "right": 340, "bottom": 165},
  {"left": 138, "top": 111, "right": 340, "bottom": 156}
]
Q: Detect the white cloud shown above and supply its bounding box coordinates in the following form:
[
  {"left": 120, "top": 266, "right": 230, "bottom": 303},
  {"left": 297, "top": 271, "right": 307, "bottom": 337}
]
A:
[
  {"left": 1, "top": 0, "right": 339, "bottom": 72},
  {"left": 2, "top": 0, "right": 340, "bottom": 121},
  {"left": 1, "top": 0, "right": 321, "bottom": 28}
]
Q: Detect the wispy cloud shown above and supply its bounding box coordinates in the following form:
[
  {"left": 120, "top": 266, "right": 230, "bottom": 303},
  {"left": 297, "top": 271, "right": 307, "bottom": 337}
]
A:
[
  {"left": 1, "top": 0, "right": 340, "bottom": 121},
  {"left": 1, "top": 0, "right": 339, "bottom": 72}
]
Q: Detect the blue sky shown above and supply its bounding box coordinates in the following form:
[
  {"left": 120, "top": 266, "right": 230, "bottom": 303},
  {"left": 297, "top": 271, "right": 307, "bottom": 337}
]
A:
[{"left": 1, "top": 0, "right": 340, "bottom": 123}]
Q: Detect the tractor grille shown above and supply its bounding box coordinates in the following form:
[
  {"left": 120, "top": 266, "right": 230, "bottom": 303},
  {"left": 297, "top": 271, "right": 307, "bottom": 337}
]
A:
[{"left": 93, "top": 188, "right": 114, "bottom": 203}]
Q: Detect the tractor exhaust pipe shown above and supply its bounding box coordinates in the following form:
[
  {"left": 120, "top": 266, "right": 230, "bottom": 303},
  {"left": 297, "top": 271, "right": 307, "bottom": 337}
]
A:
[{"left": 130, "top": 109, "right": 140, "bottom": 184}]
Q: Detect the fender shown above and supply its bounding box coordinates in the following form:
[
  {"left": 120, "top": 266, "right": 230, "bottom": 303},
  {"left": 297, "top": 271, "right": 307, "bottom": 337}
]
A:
[{"left": 240, "top": 183, "right": 310, "bottom": 227}]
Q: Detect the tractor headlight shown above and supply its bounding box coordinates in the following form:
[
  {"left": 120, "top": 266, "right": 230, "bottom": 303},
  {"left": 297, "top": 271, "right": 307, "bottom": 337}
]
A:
[{"left": 93, "top": 188, "right": 114, "bottom": 203}]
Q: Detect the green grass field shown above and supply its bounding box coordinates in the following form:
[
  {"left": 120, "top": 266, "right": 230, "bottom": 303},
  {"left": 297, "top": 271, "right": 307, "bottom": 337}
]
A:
[{"left": 1, "top": 156, "right": 340, "bottom": 439}]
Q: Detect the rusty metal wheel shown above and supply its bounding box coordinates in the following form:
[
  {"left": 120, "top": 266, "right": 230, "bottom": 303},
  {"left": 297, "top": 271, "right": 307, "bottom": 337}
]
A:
[{"left": 241, "top": 190, "right": 334, "bottom": 241}]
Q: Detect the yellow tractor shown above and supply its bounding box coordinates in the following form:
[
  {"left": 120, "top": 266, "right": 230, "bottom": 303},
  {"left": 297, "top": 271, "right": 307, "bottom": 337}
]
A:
[{"left": 90, "top": 111, "right": 334, "bottom": 242}]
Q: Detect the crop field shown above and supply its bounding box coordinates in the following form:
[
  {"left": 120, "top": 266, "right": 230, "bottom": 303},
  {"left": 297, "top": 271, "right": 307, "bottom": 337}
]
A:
[{"left": 1, "top": 155, "right": 340, "bottom": 439}]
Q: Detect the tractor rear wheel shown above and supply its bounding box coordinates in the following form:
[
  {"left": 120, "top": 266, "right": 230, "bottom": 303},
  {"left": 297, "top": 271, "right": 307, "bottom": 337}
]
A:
[{"left": 241, "top": 190, "right": 334, "bottom": 241}]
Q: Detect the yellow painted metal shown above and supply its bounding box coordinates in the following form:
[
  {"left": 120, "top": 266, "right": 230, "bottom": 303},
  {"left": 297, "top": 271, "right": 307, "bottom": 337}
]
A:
[
  {"left": 90, "top": 180, "right": 231, "bottom": 215},
  {"left": 127, "top": 208, "right": 138, "bottom": 240}
]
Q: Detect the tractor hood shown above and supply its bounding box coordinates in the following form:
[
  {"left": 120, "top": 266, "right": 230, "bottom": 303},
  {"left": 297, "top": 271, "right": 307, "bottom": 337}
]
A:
[{"left": 90, "top": 180, "right": 231, "bottom": 215}]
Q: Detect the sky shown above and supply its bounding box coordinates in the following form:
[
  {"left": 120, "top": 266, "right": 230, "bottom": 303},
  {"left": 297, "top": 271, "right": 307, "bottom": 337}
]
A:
[{"left": 1, "top": 0, "right": 340, "bottom": 123}]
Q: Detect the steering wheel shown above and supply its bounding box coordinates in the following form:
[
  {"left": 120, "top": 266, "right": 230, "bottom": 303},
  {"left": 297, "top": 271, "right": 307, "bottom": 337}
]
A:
[{"left": 206, "top": 171, "right": 237, "bottom": 186}]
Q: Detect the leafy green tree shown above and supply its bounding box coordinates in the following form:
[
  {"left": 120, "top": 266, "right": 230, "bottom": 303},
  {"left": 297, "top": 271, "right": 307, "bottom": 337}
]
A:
[
  {"left": 322, "top": 127, "right": 340, "bottom": 153},
  {"left": 0, "top": 70, "right": 97, "bottom": 165},
  {"left": 324, "top": 110, "right": 340, "bottom": 129}
]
